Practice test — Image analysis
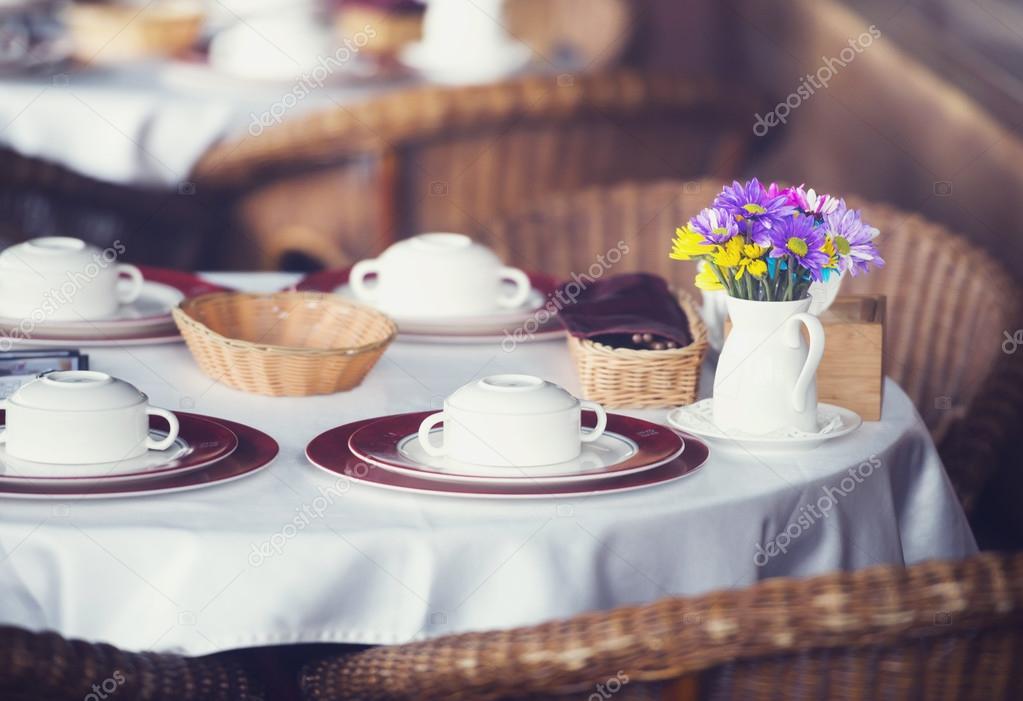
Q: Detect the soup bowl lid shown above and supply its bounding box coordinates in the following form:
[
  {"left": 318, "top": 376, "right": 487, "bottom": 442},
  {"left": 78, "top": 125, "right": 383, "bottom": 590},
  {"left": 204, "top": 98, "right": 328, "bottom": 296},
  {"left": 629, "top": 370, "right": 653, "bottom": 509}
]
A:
[
  {"left": 446, "top": 374, "right": 581, "bottom": 415},
  {"left": 377, "top": 233, "right": 501, "bottom": 265},
  {"left": 0, "top": 237, "right": 102, "bottom": 273},
  {"left": 8, "top": 371, "right": 148, "bottom": 412}
]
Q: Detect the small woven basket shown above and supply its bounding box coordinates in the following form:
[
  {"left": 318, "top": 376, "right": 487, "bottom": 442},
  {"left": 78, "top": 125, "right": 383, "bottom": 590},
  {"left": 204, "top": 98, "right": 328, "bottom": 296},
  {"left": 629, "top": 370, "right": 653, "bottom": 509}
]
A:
[
  {"left": 172, "top": 292, "right": 397, "bottom": 397},
  {"left": 567, "top": 290, "right": 708, "bottom": 408}
]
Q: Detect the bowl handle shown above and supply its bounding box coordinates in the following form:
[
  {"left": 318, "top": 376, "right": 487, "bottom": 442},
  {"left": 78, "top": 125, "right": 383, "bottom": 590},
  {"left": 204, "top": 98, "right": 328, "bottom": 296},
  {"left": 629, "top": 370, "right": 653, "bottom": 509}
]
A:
[
  {"left": 146, "top": 408, "right": 180, "bottom": 451},
  {"left": 497, "top": 266, "right": 531, "bottom": 309},
  {"left": 349, "top": 260, "right": 380, "bottom": 302},
  {"left": 117, "top": 264, "right": 145, "bottom": 304},
  {"left": 580, "top": 401, "right": 607, "bottom": 443},
  {"left": 417, "top": 412, "right": 447, "bottom": 457}
]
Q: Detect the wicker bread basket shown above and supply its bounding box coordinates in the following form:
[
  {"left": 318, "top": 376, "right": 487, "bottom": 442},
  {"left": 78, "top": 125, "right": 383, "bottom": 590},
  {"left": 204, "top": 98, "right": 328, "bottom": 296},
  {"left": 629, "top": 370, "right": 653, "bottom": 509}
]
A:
[
  {"left": 172, "top": 292, "right": 396, "bottom": 396},
  {"left": 567, "top": 290, "right": 707, "bottom": 408},
  {"left": 66, "top": 1, "right": 204, "bottom": 64}
]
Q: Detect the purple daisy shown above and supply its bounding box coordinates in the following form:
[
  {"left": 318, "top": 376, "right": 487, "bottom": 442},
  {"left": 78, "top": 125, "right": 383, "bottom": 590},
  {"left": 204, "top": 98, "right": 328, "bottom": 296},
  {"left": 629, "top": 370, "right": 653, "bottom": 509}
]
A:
[
  {"left": 688, "top": 207, "right": 739, "bottom": 244},
  {"left": 784, "top": 185, "right": 842, "bottom": 219},
  {"left": 714, "top": 178, "right": 796, "bottom": 245},
  {"left": 769, "top": 214, "right": 829, "bottom": 281},
  {"left": 823, "top": 205, "right": 884, "bottom": 276}
]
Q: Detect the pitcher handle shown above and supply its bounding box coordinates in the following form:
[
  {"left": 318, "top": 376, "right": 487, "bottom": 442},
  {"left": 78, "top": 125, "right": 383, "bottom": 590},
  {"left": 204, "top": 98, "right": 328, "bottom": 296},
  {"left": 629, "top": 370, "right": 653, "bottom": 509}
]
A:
[{"left": 785, "top": 312, "right": 825, "bottom": 413}]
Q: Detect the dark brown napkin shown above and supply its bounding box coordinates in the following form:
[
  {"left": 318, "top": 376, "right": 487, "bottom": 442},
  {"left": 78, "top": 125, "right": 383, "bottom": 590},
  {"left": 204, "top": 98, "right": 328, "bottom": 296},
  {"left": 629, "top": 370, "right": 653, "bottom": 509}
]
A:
[{"left": 556, "top": 273, "right": 693, "bottom": 349}]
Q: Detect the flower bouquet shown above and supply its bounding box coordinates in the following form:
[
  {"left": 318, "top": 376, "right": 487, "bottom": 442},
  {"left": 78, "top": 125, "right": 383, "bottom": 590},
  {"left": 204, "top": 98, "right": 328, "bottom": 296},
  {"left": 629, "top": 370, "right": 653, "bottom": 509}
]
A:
[
  {"left": 670, "top": 179, "right": 884, "bottom": 301},
  {"left": 669, "top": 179, "right": 884, "bottom": 437}
]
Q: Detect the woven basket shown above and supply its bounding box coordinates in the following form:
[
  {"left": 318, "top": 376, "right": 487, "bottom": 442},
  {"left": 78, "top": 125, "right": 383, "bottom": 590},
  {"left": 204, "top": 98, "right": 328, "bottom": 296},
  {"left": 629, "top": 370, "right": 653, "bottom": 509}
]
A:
[
  {"left": 66, "top": 1, "right": 204, "bottom": 64},
  {"left": 567, "top": 291, "right": 707, "bottom": 409},
  {"left": 172, "top": 292, "right": 396, "bottom": 396}
]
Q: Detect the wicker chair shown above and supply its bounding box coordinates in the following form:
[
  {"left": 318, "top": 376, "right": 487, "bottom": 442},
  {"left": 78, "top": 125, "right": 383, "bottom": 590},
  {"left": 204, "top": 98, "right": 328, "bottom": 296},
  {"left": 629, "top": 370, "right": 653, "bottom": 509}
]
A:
[
  {"left": 0, "top": 626, "right": 265, "bottom": 700},
  {"left": 0, "top": 148, "right": 226, "bottom": 270},
  {"left": 470, "top": 179, "right": 1023, "bottom": 513},
  {"left": 300, "top": 552, "right": 1023, "bottom": 700},
  {"left": 192, "top": 72, "right": 760, "bottom": 271}
]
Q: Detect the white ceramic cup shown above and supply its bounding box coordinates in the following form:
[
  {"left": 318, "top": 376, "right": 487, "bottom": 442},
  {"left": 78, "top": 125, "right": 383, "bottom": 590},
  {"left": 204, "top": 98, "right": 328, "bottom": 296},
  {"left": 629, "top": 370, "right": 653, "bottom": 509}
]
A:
[
  {"left": 0, "top": 371, "right": 179, "bottom": 464},
  {"left": 0, "top": 237, "right": 144, "bottom": 321},
  {"left": 417, "top": 374, "right": 607, "bottom": 467},
  {"left": 349, "top": 233, "right": 531, "bottom": 317}
]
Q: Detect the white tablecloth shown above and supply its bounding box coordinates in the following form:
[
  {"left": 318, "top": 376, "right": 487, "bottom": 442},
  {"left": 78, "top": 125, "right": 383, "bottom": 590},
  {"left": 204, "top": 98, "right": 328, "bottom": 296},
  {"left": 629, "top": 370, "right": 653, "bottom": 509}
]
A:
[{"left": 0, "top": 273, "right": 976, "bottom": 655}]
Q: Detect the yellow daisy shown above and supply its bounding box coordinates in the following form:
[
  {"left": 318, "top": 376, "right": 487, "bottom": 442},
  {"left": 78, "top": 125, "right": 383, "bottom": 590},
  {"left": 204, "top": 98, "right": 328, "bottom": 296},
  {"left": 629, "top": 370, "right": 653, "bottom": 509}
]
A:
[
  {"left": 695, "top": 266, "right": 724, "bottom": 291},
  {"left": 712, "top": 237, "right": 743, "bottom": 268},
  {"left": 669, "top": 225, "right": 714, "bottom": 261}
]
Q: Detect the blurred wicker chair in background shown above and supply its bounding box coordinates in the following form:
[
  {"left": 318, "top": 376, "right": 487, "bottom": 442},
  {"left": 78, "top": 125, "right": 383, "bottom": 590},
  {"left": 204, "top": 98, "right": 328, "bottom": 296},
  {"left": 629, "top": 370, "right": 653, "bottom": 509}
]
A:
[
  {"left": 0, "top": 626, "right": 265, "bottom": 700},
  {"left": 0, "top": 148, "right": 225, "bottom": 269},
  {"left": 300, "top": 552, "right": 1023, "bottom": 701},
  {"left": 192, "top": 71, "right": 760, "bottom": 271},
  {"left": 472, "top": 179, "right": 1023, "bottom": 514}
]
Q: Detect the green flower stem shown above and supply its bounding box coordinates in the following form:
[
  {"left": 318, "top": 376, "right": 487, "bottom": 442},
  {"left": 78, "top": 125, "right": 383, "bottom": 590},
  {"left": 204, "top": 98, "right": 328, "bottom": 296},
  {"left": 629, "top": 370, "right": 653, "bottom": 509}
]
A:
[
  {"left": 763, "top": 273, "right": 774, "bottom": 301},
  {"left": 708, "top": 262, "right": 735, "bottom": 296},
  {"left": 785, "top": 256, "right": 796, "bottom": 301}
]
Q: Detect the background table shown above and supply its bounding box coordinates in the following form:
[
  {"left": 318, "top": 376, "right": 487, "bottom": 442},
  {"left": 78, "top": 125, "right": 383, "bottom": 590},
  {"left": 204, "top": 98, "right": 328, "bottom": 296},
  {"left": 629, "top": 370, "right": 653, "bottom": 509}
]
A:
[
  {"left": 0, "top": 62, "right": 416, "bottom": 187},
  {"left": 0, "top": 273, "right": 976, "bottom": 655}
]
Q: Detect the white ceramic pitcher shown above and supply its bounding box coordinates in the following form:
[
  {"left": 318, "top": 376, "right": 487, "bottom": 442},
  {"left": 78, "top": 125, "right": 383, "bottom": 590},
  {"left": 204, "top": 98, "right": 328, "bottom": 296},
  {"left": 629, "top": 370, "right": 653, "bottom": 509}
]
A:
[{"left": 712, "top": 297, "right": 825, "bottom": 435}]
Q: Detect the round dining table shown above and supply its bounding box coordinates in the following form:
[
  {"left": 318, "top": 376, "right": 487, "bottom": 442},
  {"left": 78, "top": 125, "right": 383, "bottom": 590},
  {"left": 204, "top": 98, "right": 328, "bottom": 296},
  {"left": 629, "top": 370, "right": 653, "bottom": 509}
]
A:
[{"left": 0, "top": 273, "right": 976, "bottom": 655}]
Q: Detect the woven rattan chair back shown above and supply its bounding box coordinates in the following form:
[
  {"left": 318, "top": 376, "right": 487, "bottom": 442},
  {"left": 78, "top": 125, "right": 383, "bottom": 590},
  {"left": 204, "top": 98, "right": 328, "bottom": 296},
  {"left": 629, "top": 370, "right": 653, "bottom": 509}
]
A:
[
  {"left": 0, "top": 148, "right": 222, "bottom": 269},
  {"left": 299, "top": 552, "right": 1023, "bottom": 701},
  {"left": 0, "top": 626, "right": 264, "bottom": 700},
  {"left": 193, "top": 72, "right": 759, "bottom": 270}
]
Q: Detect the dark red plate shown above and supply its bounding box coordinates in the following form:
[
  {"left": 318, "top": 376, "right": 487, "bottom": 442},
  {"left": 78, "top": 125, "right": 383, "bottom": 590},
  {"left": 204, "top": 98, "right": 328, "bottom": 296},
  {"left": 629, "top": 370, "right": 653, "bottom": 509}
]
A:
[
  {"left": 0, "top": 411, "right": 238, "bottom": 483},
  {"left": 307, "top": 414, "right": 709, "bottom": 499},
  {"left": 136, "top": 266, "right": 230, "bottom": 299},
  {"left": 347, "top": 412, "right": 684, "bottom": 484},
  {"left": 0, "top": 413, "right": 277, "bottom": 498}
]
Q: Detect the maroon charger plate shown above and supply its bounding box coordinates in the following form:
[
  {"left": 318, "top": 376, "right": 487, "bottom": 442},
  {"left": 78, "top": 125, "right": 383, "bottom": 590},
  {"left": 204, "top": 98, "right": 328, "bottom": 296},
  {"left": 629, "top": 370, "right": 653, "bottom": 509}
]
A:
[
  {"left": 0, "top": 413, "right": 277, "bottom": 498},
  {"left": 0, "top": 411, "right": 238, "bottom": 483},
  {"left": 347, "top": 412, "right": 684, "bottom": 483},
  {"left": 136, "top": 266, "right": 231, "bottom": 299},
  {"left": 307, "top": 413, "right": 710, "bottom": 499}
]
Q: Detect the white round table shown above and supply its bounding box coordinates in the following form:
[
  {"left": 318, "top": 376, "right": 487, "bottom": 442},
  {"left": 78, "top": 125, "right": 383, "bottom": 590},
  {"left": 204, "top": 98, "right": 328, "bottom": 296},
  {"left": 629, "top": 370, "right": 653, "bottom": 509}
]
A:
[{"left": 0, "top": 273, "right": 976, "bottom": 655}]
